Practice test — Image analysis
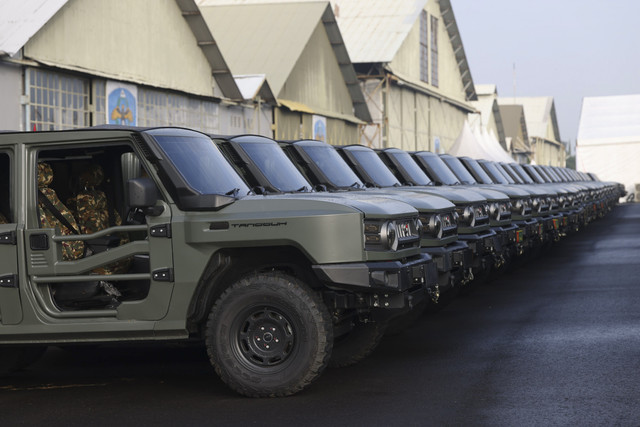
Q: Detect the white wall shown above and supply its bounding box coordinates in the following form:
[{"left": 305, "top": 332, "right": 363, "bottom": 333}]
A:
[{"left": 0, "top": 63, "right": 23, "bottom": 131}]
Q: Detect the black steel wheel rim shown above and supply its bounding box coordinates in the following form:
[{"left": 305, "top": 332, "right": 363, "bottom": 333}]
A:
[{"left": 232, "top": 306, "right": 296, "bottom": 369}]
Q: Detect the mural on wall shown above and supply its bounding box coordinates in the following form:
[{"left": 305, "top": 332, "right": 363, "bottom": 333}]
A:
[
  {"left": 313, "top": 115, "right": 326, "bottom": 142},
  {"left": 107, "top": 81, "right": 137, "bottom": 126}
]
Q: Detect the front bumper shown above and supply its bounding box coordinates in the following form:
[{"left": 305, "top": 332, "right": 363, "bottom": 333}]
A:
[
  {"left": 313, "top": 253, "right": 433, "bottom": 298},
  {"left": 423, "top": 240, "right": 473, "bottom": 291},
  {"left": 459, "top": 228, "right": 498, "bottom": 272}
]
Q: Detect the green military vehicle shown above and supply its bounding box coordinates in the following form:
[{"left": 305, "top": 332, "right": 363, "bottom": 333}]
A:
[{"left": 0, "top": 126, "right": 432, "bottom": 397}]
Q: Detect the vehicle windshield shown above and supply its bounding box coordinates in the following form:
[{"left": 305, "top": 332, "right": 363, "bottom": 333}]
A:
[
  {"left": 298, "top": 144, "right": 364, "bottom": 189},
  {"left": 347, "top": 148, "right": 401, "bottom": 187},
  {"left": 462, "top": 157, "right": 494, "bottom": 184},
  {"left": 511, "top": 163, "right": 536, "bottom": 184},
  {"left": 386, "top": 150, "right": 432, "bottom": 186},
  {"left": 524, "top": 165, "right": 546, "bottom": 183},
  {"left": 441, "top": 155, "right": 477, "bottom": 184},
  {"left": 413, "top": 153, "right": 460, "bottom": 185},
  {"left": 480, "top": 161, "right": 509, "bottom": 184},
  {"left": 535, "top": 166, "right": 553, "bottom": 183},
  {"left": 234, "top": 137, "right": 311, "bottom": 192},
  {"left": 500, "top": 163, "right": 524, "bottom": 184},
  {"left": 152, "top": 131, "right": 250, "bottom": 196},
  {"left": 493, "top": 163, "right": 516, "bottom": 184}
]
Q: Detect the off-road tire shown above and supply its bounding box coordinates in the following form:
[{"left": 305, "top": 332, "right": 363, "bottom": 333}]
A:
[
  {"left": 205, "top": 272, "right": 333, "bottom": 397},
  {"left": 330, "top": 321, "right": 386, "bottom": 368}
]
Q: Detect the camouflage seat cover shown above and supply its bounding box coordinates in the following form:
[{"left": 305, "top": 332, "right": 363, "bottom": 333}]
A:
[
  {"left": 0, "top": 211, "right": 8, "bottom": 224},
  {"left": 37, "top": 162, "right": 85, "bottom": 261},
  {"left": 75, "top": 164, "right": 130, "bottom": 275}
]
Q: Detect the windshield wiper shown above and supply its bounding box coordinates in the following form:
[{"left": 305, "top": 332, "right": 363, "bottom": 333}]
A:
[
  {"left": 225, "top": 188, "right": 240, "bottom": 197},
  {"left": 296, "top": 185, "right": 310, "bottom": 193},
  {"left": 349, "top": 181, "right": 362, "bottom": 190}
]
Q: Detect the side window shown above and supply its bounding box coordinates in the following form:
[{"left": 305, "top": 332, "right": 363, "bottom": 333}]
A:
[{"left": 0, "top": 152, "right": 11, "bottom": 223}]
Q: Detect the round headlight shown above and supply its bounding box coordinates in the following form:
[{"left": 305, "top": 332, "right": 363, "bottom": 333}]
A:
[
  {"left": 532, "top": 198, "right": 542, "bottom": 213},
  {"left": 385, "top": 221, "right": 398, "bottom": 251},
  {"left": 464, "top": 206, "right": 476, "bottom": 227},
  {"left": 489, "top": 202, "right": 501, "bottom": 221},
  {"left": 428, "top": 214, "right": 443, "bottom": 239}
]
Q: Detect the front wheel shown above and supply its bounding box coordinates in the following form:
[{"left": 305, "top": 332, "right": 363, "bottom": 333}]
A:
[{"left": 205, "top": 273, "right": 333, "bottom": 397}]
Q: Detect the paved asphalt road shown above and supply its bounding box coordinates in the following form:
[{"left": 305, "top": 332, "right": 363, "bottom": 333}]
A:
[{"left": 2, "top": 203, "right": 640, "bottom": 426}]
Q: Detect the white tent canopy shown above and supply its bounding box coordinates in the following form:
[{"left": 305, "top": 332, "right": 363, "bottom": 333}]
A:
[
  {"left": 447, "top": 120, "right": 515, "bottom": 164},
  {"left": 485, "top": 129, "right": 515, "bottom": 163},
  {"left": 447, "top": 120, "right": 493, "bottom": 160}
]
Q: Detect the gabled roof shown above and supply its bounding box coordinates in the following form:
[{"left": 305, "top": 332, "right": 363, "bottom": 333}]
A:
[
  {"left": 175, "top": 0, "right": 243, "bottom": 100},
  {"left": 577, "top": 94, "right": 640, "bottom": 146},
  {"left": 198, "top": 1, "right": 371, "bottom": 121},
  {"left": 471, "top": 84, "right": 505, "bottom": 144},
  {"left": 499, "top": 104, "right": 529, "bottom": 142},
  {"left": 330, "top": 0, "right": 427, "bottom": 64},
  {"left": 0, "top": 0, "right": 68, "bottom": 56},
  {"left": 438, "top": 0, "right": 476, "bottom": 101},
  {"left": 498, "top": 96, "right": 560, "bottom": 142},
  {"left": 474, "top": 84, "right": 497, "bottom": 97},
  {"left": 333, "top": 0, "right": 476, "bottom": 101},
  {"left": 234, "top": 75, "right": 276, "bottom": 102}
]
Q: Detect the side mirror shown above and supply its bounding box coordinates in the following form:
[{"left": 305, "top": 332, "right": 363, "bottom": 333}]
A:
[{"left": 128, "top": 178, "right": 163, "bottom": 216}]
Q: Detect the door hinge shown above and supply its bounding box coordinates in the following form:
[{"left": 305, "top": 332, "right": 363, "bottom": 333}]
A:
[
  {"left": 150, "top": 224, "right": 172, "bottom": 238},
  {"left": 0, "top": 274, "right": 18, "bottom": 288},
  {"left": 0, "top": 231, "right": 17, "bottom": 245},
  {"left": 152, "top": 268, "right": 174, "bottom": 282}
]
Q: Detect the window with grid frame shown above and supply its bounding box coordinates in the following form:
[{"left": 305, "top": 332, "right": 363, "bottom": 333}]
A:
[
  {"left": 419, "top": 10, "right": 429, "bottom": 84},
  {"left": 93, "top": 80, "right": 107, "bottom": 126},
  {"left": 430, "top": 15, "right": 439, "bottom": 87},
  {"left": 27, "top": 68, "right": 90, "bottom": 131},
  {"left": 138, "top": 87, "right": 219, "bottom": 133}
]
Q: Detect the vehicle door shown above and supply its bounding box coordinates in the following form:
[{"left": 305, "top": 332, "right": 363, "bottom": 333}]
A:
[
  {"left": 22, "top": 142, "right": 174, "bottom": 321},
  {"left": 0, "top": 150, "right": 22, "bottom": 325}
]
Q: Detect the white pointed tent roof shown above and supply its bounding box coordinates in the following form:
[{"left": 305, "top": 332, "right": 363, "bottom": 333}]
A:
[
  {"left": 461, "top": 123, "right": 513, "bottom": 163},
  {"left": 448, "top": 121, "right": 493, "bottom": 160},
  {"left": 486, "top": 129, "right": 514, "bottom": 163}
]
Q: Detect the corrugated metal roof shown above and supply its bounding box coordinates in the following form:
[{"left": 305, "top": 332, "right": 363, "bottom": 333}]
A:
[
  {"left": 199, "top": 2, "right": 327, "bottom": 96},
  {"left": 199, "top": 0, "right": 426, "bottom": 64},
  {"left": 198, "top": 1, "right": 370, "bottom": 122},
  {"left": 577, "top": 94, "right": 640, "bottom": 146},
  {"left": 498, "top": 96, "right": 559, "bottom": 142},
  {"left": 0, "top": 0, "right": 68, "bottom": 56},
  {"left": 175, "top": 0, "right": 243, "bottom": 100},
  {"left": 438, "top": 0, "right": 476, "bottom": 101},
  {"left": 474, "top": 84, "right": 497, "bottom": 96},
  {"left": 234, "top": 74, "right": 275, "bottom": 101},
  {"left": 332, "top": 0, "right": 427, "bottom": 64}
]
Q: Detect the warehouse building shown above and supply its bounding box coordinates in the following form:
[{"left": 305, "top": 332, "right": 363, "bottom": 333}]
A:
[
  {"left": 577, "top": 94, "right": 640, "bottom": 199},
  {"left": 0, "top": 0, "right": 276, "bottom": 135},
  {"left": 332, "top": 0, "right": 477, "bottom": 151},
  {"left": 197, "top": 0, "right": 370, "bottom": 144},
  {"left": 498, "top": 96, "right": 565, "bottom": 166}
]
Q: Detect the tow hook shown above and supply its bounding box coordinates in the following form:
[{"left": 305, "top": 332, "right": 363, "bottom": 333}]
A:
[{"left": 428, "top": 284, "right": 440, "bottom": 304}]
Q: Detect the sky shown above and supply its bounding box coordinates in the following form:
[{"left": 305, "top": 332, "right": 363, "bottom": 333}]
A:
[{"left": 452, "top": 0, "right": 640, "bottom": 151}]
